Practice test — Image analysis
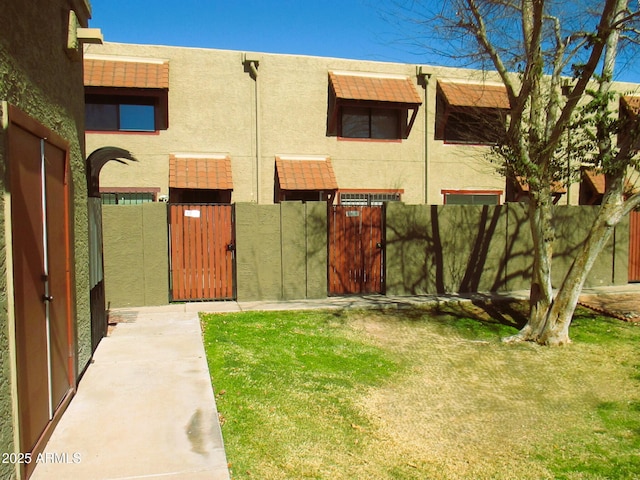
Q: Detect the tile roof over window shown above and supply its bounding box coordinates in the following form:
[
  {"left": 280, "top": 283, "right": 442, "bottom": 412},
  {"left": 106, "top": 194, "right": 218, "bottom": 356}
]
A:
[
  {"left": 275, "top": 156, "right": 338, "bottom": 191},
  {"left": 438, "top": 81, "right": 510, "bottom": 109},
  {"left": 622, "top": 96, "right": 640, "bottom": 116},
  {"left": 515, "top": 176, "right": 567, "bottom": 194},
  {"left": 84, "top": 56, "right": 170, "bottom": 89},
  {"left": 169, "top": 155, "right": 233, "bottom": 190},
  {"left": 329, "top": 71, "right": 422, "bottom": 105},
  {"left": 583, "top": 169, "right": 606, "bottom": 195}
]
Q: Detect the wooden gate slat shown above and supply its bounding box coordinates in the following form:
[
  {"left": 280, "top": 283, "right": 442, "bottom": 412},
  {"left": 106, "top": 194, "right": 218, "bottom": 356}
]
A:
[
  {"left": 205, "top": 205, "right": 215, "bottom": 298},
  {"left": 629, "top": 210, "right": 640, "bottom": 282}
]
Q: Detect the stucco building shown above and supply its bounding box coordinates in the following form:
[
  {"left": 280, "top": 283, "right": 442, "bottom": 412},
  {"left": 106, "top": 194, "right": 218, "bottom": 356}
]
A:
[{"left": 87, "top": 42, "right": 593, "bottom": 207}]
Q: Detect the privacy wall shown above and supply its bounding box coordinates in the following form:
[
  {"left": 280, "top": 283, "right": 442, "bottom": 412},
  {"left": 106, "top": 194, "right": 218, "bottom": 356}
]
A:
[
  {"left": 385, "top": 203, "right": 628, "bottom": 295},
  {"left": 103, "top": 203, "right": 169, "bottom": 308},
  {"left": 102, "top": 202, "right": 628, "bottom": 308}
]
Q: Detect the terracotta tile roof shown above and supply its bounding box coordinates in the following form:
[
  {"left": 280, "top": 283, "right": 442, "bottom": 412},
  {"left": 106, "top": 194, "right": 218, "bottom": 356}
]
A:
[
  {"left": 583, "top": 169, "right": 606, "bottom": 195},
  {"left": 582, "top": 169, "right": 637, "bottom": 196},
  {"left": 276, "top": 156, "right": 338, "bottom": 191},
  {"left": 84, "top": 58, "right": 169, "bottom": 89},
  {"left": 329, "top": 72, "right": 422, "bottom": 105},
  {"left": 515, "top": 176, "right": 567, "bottom": 194},
  {"left": 622, "top": 96, "right": 640, "bottom": 116},
  {"left": 169, "top": 155, "right": 233, "bottom": 190},
  {"left": 438, "top": 81, "right": 510, "bottom": 109}
]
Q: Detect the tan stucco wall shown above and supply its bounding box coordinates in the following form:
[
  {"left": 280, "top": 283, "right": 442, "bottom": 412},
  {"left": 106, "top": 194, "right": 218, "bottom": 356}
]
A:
[
  {"left": 1, "top": 1, "right": 92, "bottom": 474},
  {"left": 84, "top": 42, "right": 518, "bottom": 206},
  {"left": 84, "top": 42, "right": 640, "bottom": 207}
]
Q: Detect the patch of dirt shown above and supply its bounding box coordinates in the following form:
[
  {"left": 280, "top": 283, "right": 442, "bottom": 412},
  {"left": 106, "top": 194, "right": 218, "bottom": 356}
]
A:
[{"left": 106, "top": 310, "right": 138, "bottom": 335}]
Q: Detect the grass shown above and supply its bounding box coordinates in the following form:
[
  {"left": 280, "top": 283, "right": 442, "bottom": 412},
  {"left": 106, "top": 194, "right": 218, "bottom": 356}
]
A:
[{"left": 201, "top": 301, "right": 640, "bottom": 480}]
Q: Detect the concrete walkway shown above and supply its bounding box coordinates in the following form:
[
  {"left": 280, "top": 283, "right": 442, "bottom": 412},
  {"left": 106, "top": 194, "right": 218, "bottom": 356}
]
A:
[
  {"left": 31, "top": 309, "right": 230, "bottom": 480},
  {"left": 30, "top": 284, "right": 640, "bottom": 479}
]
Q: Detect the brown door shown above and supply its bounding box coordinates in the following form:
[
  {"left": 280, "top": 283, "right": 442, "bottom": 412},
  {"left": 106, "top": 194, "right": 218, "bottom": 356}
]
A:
[
  {"left": 329, "top": 205, "right": 384, "bottom": 295},
  {"left": 169, "top": 204, "right": 235, "bottom": 301},
  {"left": 8, "top": 107, "right": 74, "bottom": 466},
  {"left": 629, "top": 210, "right": 640, "bottom": 282}
]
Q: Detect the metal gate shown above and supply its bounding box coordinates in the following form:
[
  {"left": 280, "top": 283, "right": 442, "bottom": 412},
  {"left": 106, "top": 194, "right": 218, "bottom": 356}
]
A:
[
  {"left": 629, "top": 210, "right": 640, "bottom": 282},
  {"left": 329, "top": 205, "right": 384, "bottom": 295},
  {"left": 169, "top": 204, "right": 235, "bottom": 301}
]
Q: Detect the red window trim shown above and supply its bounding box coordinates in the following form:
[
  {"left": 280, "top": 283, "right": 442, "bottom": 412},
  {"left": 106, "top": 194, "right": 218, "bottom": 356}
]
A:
[
  {"left": 337, "top": 136, "right": 402, "bottom": 143},
  {"left": 339, "top": 188, "right": 405, "bottom": 195},
  {"left": 86, "top": 130, "right": 161, "bottom": 136}
]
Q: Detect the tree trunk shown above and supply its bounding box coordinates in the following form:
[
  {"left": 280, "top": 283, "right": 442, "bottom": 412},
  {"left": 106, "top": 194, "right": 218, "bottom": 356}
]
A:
[
  {"left": 505, "top": 197, "right": 625, "bottom": 345},
  {"left": 504, "top": 194, "right": 554, "bottom": 343}
]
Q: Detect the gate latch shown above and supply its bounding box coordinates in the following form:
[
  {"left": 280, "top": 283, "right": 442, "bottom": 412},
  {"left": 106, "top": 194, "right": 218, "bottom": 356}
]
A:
[
  {"left": 376, "top": 242, "right": 383, "bottom": 249},
  {"left": 227, "top": 243, "right": 235, "bottom": 252},
  {"left": 42, "top": 295, "right": 54, "bottom": 302}
]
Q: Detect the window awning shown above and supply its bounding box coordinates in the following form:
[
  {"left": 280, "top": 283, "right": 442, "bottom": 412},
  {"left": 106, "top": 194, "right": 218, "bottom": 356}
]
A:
[
  {"left": 622, "top": 96, "right": 640, "bottom": 116},
  {"left": 438, "top": 81, "right": 510, "bottom": 109},
  {"left": 514, "top": 176, "right": 567, "bottom": 194},
  {"left": 275, "top": 155, "right": 338, "bottom": 191},
  {"left": 329, "top": 71, "right": 422, "bottom": 105},
  {"left": 328, "top": 71, "right": 422, "bottom": 137},
  {"left": 169, "top": 155, "right": 233, "bottom": 190},
  {"left": 583, "top": 169, "right": 606, "bottom": 195},
  {"left": 84, "top": 56, "right": 170, "bottom": 89}
]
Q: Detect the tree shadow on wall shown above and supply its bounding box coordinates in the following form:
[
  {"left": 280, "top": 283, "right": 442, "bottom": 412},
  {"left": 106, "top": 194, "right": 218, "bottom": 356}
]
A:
[{"left": 385, "top": 203, "right": 535, "bottom": 296}]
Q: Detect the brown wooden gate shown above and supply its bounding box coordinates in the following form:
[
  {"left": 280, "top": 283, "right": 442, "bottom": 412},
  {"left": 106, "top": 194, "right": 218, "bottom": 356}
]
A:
[
  {"left": 8, "top": 106, "right": 75, "bottom": 477},
  {"left": 629, "top": 210, "right": 640, "bottom": 282},
  {"left": 329, "top": 205, "right": 384, "bottom": 295},
  {"left": 169, "top": 204, "right": 235, "bottom": 301}
]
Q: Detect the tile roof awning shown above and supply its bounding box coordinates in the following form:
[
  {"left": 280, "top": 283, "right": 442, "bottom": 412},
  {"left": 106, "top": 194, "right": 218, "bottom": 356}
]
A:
[
  {"left": 438, "top": 81, "right": 510, "bottom": 109},
  {"left": 622, "top": 96, "right": 640, "bottom": 116},
  {"left": 275, "top": 155, "right": 338, "bottom": 191},
  {"left": 328, "top": 71, "right": 422, "bottom": 137},
  {"left": 329, "top": 71, "right": 422, "bottom": 105},
  {"left": 169, "top": 155, "right": 233, "bottom": 190},
  {"left": 84, "top": 57, "right": 170, "bottom": 89},
  {"left": 583, "top": 169, "right": 606, "bottom": 195},
  {"left": 514, "top": 176, "right": 567, "bottom": 194}
]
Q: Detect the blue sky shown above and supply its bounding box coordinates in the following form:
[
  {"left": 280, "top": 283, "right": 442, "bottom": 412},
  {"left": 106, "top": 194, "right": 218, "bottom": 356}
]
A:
[
  {"left": 87, "top": 0, "right": 639, "bottom": 82},
  {"left": 87, "top": 0, "right": 437, "bottom": 65}
]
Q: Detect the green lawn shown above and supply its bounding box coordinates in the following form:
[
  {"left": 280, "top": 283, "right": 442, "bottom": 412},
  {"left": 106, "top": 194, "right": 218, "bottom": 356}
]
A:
[{"left": 201, "top": 302, "right": 640, "bottom": 480}]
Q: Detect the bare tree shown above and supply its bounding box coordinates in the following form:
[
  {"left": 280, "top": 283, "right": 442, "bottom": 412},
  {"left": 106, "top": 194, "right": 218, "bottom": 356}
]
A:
[{"left": 394, "top": 0, "right": 640, "bottom": 344}]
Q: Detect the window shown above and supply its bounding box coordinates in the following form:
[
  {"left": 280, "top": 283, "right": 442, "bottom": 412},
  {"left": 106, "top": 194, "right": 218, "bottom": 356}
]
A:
[
  {"left": 169, "top": 188, "right": 232, "bottom": 204},
  {"left": 100, "top": 187, "right": 160, "bottom": 205},
  {"left": 437, "top": 107, "right": 506, "bottom": 145},
  {"left": 435, "top": 82, "right": 509, "bottom": 145},
  {"left": 85, "top": 89, "right": 168, "bottom": 132},
  {"left": 101, "top": 192, "right": 155, "bottom": 205},
  {"left": 341, "top": 107, "right": 401, "bottom": 139},
  {"left": 443, "top": 191, "right": 501, "bottom": 205},
  {"left": 339, "top": 191, "right": 402, "bottom": 206}
]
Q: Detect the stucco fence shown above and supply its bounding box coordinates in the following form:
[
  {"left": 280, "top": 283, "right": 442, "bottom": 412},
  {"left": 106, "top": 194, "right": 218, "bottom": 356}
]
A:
[{"left": 101, "top": 202, "right": 629, "bottom": 309}]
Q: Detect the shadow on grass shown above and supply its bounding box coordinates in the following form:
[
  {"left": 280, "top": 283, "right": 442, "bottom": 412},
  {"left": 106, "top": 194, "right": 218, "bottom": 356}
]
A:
[{"left": 356, "top": 295, "right": 530, "bottom": 340}]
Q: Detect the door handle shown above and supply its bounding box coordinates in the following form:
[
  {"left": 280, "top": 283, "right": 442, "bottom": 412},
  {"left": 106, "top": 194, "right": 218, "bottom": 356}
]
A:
[{"left": 42, "top": 295, "right": 54, "bottom": 302}]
